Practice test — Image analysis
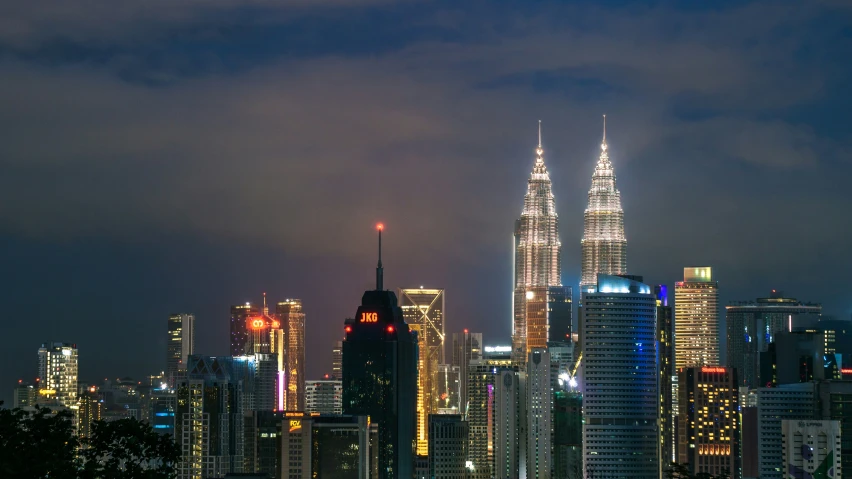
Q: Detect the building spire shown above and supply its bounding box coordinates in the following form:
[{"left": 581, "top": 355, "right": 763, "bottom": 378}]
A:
[
  {"left": 601, "top": 114, "right": 607, "bottom": 152},
  {"left": 376, "top": 223, "right": 384, "bottom": 291},
  {"left": 538, "top": 120, "right": 542, "bottom": 148},
  {"left": 263, "top": 292, "right": 268, "bottom": 315}
]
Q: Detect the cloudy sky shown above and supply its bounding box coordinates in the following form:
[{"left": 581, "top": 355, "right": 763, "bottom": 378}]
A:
[{"left": 1, "top": 0, "right": 850, "bottom": 400}]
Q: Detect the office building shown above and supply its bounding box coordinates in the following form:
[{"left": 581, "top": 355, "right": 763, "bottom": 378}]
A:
[
  {"left": 436, "top": 364, "right": 461, "bottom": 414},
  {"left": 677, "top": 366, "right": 739, "bottom": 479},
  {"left": 553, "top": 389, "right": 583, "bottom": 479},
  {"left": 12, "top": 381, "right": 37, "bottom": 408},
  {"left": 305, "top": 379, "right": 342, "bottom": 415},
  {"left": 726, "top": 291, "right": 822, "bottom": 388},
  {"left": 781, "top": 419, "right": 841, "bottom": 479},
  {"left": 149, "top": 386, "right": 176, "bottom": 436},
  {"left": 452, "top": 330, "right": 482, "bottom": 415},
  {"left": 332, "top": 340, "right": 343, "bottom": 380},
  {"left": 428, "top": 414, "right": 469, "bottom": 478},
  {"left": 755, "top": 383, "right": 817, "bottom": 479},
  {"left": 656, "top": 285, "right": 675, "bottom": 464},
  {"left": 467, "top": 347, "right": 516, "bottom": 479},
  {"left": 580, "top": 116, "right": 627, "bottom": 292},
  {"left": 167, "top": 313, "right": 195, "bottom": 387},
  {"left": 341, "top": 226, "right": 417, "bottom": 479},
  {"left": 277, "top": 299, "right": 305, "bottom": 411},
  {"left": 513, "top": 122, "right": 564, "bottom": 365},
  {"left": 763, "top": 330, "right": 842, "bottom": 386},
  {"left": 243, "top": 411, "right": 283, "bottom": 477},
  {"left": 231, "top": 302, "right": 258, "bottom": 356},
  {"left": 37, "top": 342, "right": 78, "bottom": 407},
  {"left": 399, "top": 287, "right": 446, "bottom": 456},
  {"left": 548, "top": 286, "right": 573, "bottom": 343},
  {"left": 582, "top": 275, "right": 659, "bottom": 478},
  {"left": 815, "top": 380, "right": 852, "bottom": 476},
  {"left": 493, "top": 369, "right": 524, "bottom": 479},
  {"left": 675, "top": 267, "right": 720, "bottom": 370},
  {"left": 78, "top": 390, "right": 102, "bottom": 439},
  {"left": 526, "top": 349, "right": 552, "bottom": 478},
  {"left": 279, "top": 413, "right": 371, "bottom": 479}
]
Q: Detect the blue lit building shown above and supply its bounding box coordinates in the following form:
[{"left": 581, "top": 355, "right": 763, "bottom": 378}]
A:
[
  {"left": 581, "top": 274, "right": 659, "bottom": 478},
  {"left": 149, "top": 387, "right": 176, "bottom": 436}
]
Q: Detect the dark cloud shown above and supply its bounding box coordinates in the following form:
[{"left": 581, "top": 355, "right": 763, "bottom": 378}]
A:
[{"left": 1, "top": 0, "right": 850, "bottom": 402}]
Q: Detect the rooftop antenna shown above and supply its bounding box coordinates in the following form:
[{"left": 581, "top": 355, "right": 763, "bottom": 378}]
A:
[
  {"left": 262, "top": 292, "right": 268, "bottom": 315},
  {"left": 538, "top": 120, "right": 542, "bottom": 148},
  {"left": 376, "top": 223, "right": 384, "bottom": 290}
]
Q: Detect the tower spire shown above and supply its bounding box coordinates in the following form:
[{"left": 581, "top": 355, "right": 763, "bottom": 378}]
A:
[
  {"left": 603, "top": 114, "right": 606, "bottom": 142},
  {"left": 538, "top": 120, "right": 542, "bottom": 148},
  {"left": 263, "top": 292, "right": 268, "bottom": 315},
  {"left": 376, "top": 223, "right": 384, "bottom": 291}
]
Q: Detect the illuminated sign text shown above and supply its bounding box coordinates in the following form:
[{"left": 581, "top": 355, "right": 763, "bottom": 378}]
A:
[{"left": 360, "top": 312, "right": 378, "bottom": 323}]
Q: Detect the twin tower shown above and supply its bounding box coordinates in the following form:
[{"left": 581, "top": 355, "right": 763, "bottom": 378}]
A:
[{"left": 511, "top": 117, "right": 627, "bottom": 363}]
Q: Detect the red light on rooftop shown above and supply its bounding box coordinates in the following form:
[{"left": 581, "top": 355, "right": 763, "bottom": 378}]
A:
[
  {"left": 464, "top": 329, "right": 468, "bottom": 334},
  {"left": 345, "top": 326, "right": 352, "bottom": 333},
  {"left": 376, "top": 223, "right": 384, "bottom": 231},
  {"left": 387, "top": 325, "right": 395, "bottom": 333}
]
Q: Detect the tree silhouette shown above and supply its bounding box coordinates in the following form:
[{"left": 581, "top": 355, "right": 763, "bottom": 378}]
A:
[
  {"left": 0, "top": 403, "right": 80, "bottom": 479},
  {"left": 80, "top": 418, "right": 179, "bottom": 479}
]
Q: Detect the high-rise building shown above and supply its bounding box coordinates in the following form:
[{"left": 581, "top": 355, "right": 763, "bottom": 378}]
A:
[
  {"left": 399, "top": 287, "right": 446, "bottom": 456},
  {"left": 548, "top": 286, "right": 573, "bottom": 344},
  {"left": 12, "top": 381, "right": 37, "bottom": 408},
  {"left": 230, "top": 302, "right": 258, "bottom": 356},
  {"left": 428, "top": 414, "right": 469, "bottom": 478},
  {"left": 279, "top": 413, "right": 372, "bottom": 478},
  {"left": 726, "top": 291, "right": 822, "bottom": 388},
  {"left": 553, "top": 389, "right": 583, "bottom": 479},
  {"left": 78, "top": 390, "right": 102, "bottom": 439},
  {"left": 167, "top": 313, "right": 195, "bottom": 387},
  {"left": 512, "top": 122, "right": 564, "bottom": 365},
  {"left": 332, "top": 340, "right": 343, "bottom": 380},
  {"left": 581, "top": 275, "right": 659, "bottom": 478},
  {"left": 526, "top": 349, "right": 552, "bottom": 478},
  {"left": 656, "top": 285, "right": 675, "bottom": 464},
  {"left": 755, "top": 383, "right": 818, "bottom": 479},
  {"left": 37, "top": 342, "right": 78, "bottom": 407},
  {"left": 277, "top": 299, "right": 305, "bottom": 411},
  {"left": 468, "top": 346, "right": 516, "bottom": 479},
  {"left": 149, "top": 387, "right": 176, "bottom": 437},
  {"left": 674, "top": 267, "right": 720, "bottom": 371},
  {"left": 436, "top": 364, "right": 461, "bottom": 414},
  {"left": 815, "top": 380, "right": 852, "bottom": 476},
  {"left": 764, "top": 330, "right": 842, "bottom": 386},
  {"left": 452, "top": 330, "right": 482, "bottom": 415},
  {"left": 305, "top": 379, "right": 342, "bottom": 415},
  {"left": 782, "top": 419, "right": 841, "bottom": 479},
  {"left": 580, "top": 116, "right": 627, "bottom": 292},
  {"left": 677, "top": 366, "right": 740, "bottom": 479},
  {"left": 341, "top": 225, "right": 417, "bottom": 479}
]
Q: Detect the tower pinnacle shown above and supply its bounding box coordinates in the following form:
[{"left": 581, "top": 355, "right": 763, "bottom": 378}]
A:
[
  {"left": 538, "top": 120, "right": 542, "bottom": 148},
  {"left": 376, "top": 223, "right": 384, "bottom": 291},
  {"left": 602, "top": 114, "right": 607, "bottom": 151}
]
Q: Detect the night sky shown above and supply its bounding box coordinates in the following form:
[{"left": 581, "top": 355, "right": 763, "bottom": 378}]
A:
[{"left": 2, "top": 0, "right": 851, "bottom": 404}]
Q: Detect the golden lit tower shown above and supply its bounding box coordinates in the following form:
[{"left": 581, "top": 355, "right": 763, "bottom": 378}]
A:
[
  {"left": 675, "top": 267, "right": 720, "bottom": 370},
  {"left": 277, "top": 298, "right": 305, "bottom": 411},
  {"left": 580, "top": 115, "right": 627, "bottom": 292},
  {"left": 512, "top": 121, "right": 564, "bottom": 365},
  {"left": 399, "top": 287, "right": 445, "bottom": 456}
]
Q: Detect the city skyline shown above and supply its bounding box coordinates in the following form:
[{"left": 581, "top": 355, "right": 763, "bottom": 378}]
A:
[{"left": 3, "top": 0, "right": 852, "bottom": 405}]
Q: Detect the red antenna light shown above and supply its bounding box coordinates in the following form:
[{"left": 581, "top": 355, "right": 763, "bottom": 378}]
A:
[
  {"left": 463, "top": 328, "right": 468, "bottom": 334},
  {"left": 345, "top": 326, "right": 352, "bottom": 333},
  {"left": 387, "top": 325, "right": 395, "bottom": 333},
  {"left": 376, "top": 223, "right": 384, "bottom": 231}
]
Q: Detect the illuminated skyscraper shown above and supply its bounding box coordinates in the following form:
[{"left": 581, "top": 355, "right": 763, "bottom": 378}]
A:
[
  {"left": 677, "top": 366, "right": 740, "bottom": 479},
  {"left": 656, "top": 285, "right": 675, "bottom": 464},
  {"left": 230, "top": 302, "right": 258, "bottom": 356},
  {"left": 331, "top": 340, "right": 343, "bottom": 380},
  {"left": 580, "top": 116, "right": 627, "bottom": 292},
  {"left": 581, "top": 275, "right": 659, "bottom": 478},
  {"left": 167, "top": 313, "right": 195, "bottom": 387},
  {"left": 675, "top": 267, "right": 720, "bottom": 371},
  {"left": 37, "top": 342, "right": 78, "bottom": 407},
  {"left": 452, "top": 330, "right": 482, "bottom": 414},
  {"left": 512, "top": 122, "right": 564, "bottom": 364},
  {"left": 342, "top": 225, "right": 417, "bottom": 479},
  {"left": 399, "top": 287, "right": 445, "bottom": 456},
  {"left": 277, "top": 298, "right": 305, "bottom": 411},
  {"left": 526, "top": 349, "right": 552, "bottom": 478}
]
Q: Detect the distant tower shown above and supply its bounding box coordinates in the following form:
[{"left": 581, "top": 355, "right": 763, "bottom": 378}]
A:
[
  {"left": 331, "top": 340, "right": 343, "bottom": 380},
  {"left": 675, "top": 267, "right": 720, "bottom": 370},
  {"left": 526, "top": 349, "right": 553, "bottom": 478},
  {"left": 167, "top": 313, "right": 195, "bottom": 387},
  {"left": 582, "top": 275, "right": 659, "bottom": 478},
  {"left": 342, "top": 224, "right": 417, "bottom": 479},
  {"left": 513, "top": 121, "right": 563, "bottom": 364},
  {"left": 580, "top": 116, "right": 627, "bottom": 292},
  {"left": 655, "top": 286, "right": 675, "bottom": 464},
  {"left": 37, "top": 342, "right": 78, "bottom": 406},
  {"left": 399, "top": 287, "right": 445, "bottom": 456},
  {"left": 230, "top": 302, "right": 258, "bottom": 356},
  {"left": 277, "top": 299, "right": 305, "bottom": 411},
  {"left": 451, "top": 330, "right": 482, "bottom": 414}
]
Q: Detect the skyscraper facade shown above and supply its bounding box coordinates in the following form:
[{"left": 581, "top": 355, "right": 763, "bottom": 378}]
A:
[
  {"left": 581, "top": 275, "right": 659, "bottom": 478},
  {"left": 452, "top": 330, "right": 482, "bottom": 415},
  {"left": 277, "top": 299, "right": 305, "bottom": 411},
  {"left": 332, "top": 340, "right": 343, "bottom": 380},
  {"left": 167, "top": 313, "right": 195, "bottom": 387},
  {"left": 726, "top": 291, "right": 821, "bottom": 388},
  {"left": 467, "top": 346, "right": 515, "bottom": 479},
  {"left": 580, "top": 117, "right": 627, "bottom": 292},
  {"left": 37, "top": 342, "right": 78, "bottom": 407},
  {"left": 428, "top": 414, "right": 469, "bottom": 478},
  {"left": 513, "top": 123, "right": 563, "bottom": 365},
  {"left": 342, "top": 228, "right": 417, "bottom": 479},
  {"left": 677, "top": 366, "right": 740, "bottom": 479},
  {"left": 230, "top": 302, "right": 258, "bottom": 357},
  {"left": 656, "top": 285, "right": 675, "bottom": 464},
  {"left": 305, "top": 379, "right": 342, "bottom": 415},
  {"left": 675, "top": 267, "right": 720, "bottom": 371},
  {"left": 493, "top": 369, "right": 524, "bottom": 479},
  {"left": 399, "top": 287, "right": 446, "bottom": 456},
  {"left": 526, "top": 349, "right": 552, "bottom": 478}
]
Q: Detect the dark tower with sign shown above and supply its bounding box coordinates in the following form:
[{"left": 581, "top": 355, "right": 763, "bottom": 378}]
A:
[{"left": 342, "top": 224, "right": 417, "bottom": 479}]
